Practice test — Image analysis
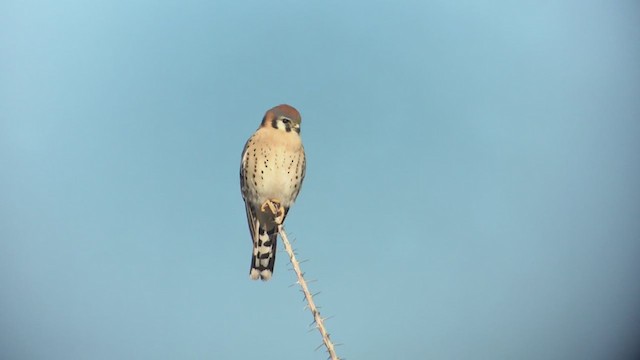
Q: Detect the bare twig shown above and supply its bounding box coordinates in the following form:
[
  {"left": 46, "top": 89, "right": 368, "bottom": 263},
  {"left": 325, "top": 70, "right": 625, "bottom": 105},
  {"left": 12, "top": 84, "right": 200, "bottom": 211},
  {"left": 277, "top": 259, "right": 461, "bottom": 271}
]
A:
[{"left": 279, "top": 225, "right": 340, "bottom": 360}]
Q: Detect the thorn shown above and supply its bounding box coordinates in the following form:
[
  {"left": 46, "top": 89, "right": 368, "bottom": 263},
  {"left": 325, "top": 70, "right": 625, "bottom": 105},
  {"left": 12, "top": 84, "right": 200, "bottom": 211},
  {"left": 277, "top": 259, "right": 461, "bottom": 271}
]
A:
[
  {"left": 314, "top": 343, "right": 324, "bottom": 352},
  {"left": 313, "top": 291, "right": 322, "bottom": 297}
]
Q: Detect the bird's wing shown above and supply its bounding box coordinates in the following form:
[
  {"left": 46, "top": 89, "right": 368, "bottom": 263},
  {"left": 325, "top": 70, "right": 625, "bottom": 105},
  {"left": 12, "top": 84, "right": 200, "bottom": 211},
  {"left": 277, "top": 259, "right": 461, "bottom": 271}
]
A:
[{"left": 240, "top": 136, "right": 258, "bottom": 242}]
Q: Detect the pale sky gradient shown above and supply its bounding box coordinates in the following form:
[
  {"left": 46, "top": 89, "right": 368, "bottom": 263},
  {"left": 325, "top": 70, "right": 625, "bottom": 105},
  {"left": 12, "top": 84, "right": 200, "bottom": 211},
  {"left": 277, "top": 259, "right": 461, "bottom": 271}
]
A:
[{"left": 1, "top": 1, "right": 639, "bottom": 359}]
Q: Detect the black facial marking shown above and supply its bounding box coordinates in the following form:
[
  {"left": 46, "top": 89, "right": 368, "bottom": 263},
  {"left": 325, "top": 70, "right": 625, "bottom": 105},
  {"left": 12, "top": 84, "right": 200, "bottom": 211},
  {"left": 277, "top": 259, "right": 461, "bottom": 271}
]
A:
[{"left": 271, "top": 119, "right": 278, "bottom": 129}]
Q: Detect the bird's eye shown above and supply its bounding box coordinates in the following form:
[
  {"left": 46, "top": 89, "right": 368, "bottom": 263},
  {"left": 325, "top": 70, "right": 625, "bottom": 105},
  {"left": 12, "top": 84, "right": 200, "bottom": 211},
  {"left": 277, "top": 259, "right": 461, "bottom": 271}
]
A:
[{"left": 281, "top": 118, "right": 291, "bottom": 124}]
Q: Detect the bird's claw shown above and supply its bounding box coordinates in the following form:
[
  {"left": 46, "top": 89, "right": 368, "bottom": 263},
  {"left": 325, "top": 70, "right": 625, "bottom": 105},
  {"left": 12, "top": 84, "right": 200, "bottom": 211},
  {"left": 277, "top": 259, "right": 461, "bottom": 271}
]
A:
[{"left": 261, "top": 199, "right": 285, "bottom": 225}]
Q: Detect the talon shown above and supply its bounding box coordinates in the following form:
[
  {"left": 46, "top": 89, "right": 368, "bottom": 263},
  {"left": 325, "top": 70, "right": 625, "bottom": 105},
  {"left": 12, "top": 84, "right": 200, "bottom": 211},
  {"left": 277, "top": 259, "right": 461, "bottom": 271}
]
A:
[
  {"left": 268, "top": 201, "right": 278, "bottom": 215},
  {"left": 259, "top": 199, "right": 286, "bottom": 225},
  {"left": 274, "top": 206, "right": 285, "bottom": 225},
  {"left": 260, "top": 199, "right": 280, "bottom": 215},
  {"left": 260, "top": 199, "right": 281, "bottom": 214}
]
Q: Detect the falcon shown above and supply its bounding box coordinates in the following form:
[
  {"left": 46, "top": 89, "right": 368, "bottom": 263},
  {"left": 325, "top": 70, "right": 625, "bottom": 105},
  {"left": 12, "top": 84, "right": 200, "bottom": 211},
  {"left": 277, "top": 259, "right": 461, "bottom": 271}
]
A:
[{"left": 240, "top": 104, "right": 306, "bottom": 280}]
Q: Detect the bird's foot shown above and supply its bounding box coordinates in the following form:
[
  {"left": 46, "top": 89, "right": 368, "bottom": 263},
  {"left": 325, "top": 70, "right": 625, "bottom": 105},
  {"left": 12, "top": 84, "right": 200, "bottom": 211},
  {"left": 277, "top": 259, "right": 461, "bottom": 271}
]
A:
[
  {"left": 260, "top": 199, "right": 278, "bottom": 215},
  {"left": 261, "top": 199, "right": 285, "bottom": 225}
]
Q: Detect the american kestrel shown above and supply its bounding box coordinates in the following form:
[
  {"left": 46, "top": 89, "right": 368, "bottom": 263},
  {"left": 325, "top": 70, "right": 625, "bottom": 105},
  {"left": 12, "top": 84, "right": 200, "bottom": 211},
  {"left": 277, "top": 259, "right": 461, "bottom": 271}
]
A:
[{"left": 240, "top": 104, "right": 306, "bottom": 281}]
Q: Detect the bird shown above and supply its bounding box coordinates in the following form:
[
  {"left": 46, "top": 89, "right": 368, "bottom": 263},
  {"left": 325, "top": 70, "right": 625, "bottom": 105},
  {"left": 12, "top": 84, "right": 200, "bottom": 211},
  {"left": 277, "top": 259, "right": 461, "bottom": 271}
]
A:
[{"left": 240, "top": 104, "right": 306, "bottom": 281}]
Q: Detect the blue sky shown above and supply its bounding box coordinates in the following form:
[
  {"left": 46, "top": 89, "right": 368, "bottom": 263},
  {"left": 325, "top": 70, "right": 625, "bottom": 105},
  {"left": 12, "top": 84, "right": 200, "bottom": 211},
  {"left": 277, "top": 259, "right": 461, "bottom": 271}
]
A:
[{"left": 1, "top": 1, "right": 639, "bottom": 359}]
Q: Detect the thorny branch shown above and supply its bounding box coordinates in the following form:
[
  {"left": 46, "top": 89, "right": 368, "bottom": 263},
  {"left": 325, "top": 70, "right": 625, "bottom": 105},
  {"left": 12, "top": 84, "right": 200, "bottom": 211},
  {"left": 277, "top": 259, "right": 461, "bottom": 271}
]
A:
[{"left": 279, "top": 226, "right": 340, "bottom": 360}]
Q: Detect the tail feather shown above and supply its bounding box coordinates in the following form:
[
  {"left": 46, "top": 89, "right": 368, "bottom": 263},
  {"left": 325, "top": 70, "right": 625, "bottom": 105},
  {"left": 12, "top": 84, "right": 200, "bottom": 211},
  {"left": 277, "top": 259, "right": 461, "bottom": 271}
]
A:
[{"left": 250, "top": 225, "right": 278, "bottom": 281}]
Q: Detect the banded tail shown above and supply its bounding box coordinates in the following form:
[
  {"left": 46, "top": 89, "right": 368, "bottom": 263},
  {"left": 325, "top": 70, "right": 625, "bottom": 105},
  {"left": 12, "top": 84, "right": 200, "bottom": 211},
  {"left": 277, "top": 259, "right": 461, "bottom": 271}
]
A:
[{"left": 250, "top": 224, "right": 278, "bottom": 281}]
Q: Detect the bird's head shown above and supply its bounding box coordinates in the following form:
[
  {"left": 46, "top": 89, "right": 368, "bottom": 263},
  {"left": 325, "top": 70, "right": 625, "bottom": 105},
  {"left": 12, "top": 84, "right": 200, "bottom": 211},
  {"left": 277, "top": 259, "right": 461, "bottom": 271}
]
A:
[{"left": 262, "top": 104, "right": 302, "bottom": 134}]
